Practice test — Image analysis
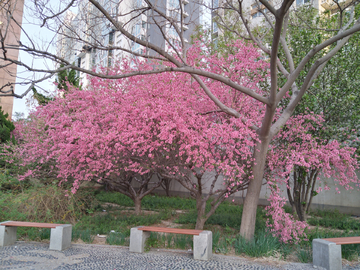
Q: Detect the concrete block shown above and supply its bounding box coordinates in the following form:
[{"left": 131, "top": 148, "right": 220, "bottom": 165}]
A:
[
  {"left": 49, "top": 224, "right": 72, "bottom": 251},
  {"left": 129, "top": 227, "right": 150, "bottom": 253},
  {"left": 313, "top": 239, "right": 342, "bottom": 270},
  {"left": 0, "top": 222, "right": 17, "bottom": 247},
  {"left": 193, "top": 230, "right": 212, "bottom": 260}
]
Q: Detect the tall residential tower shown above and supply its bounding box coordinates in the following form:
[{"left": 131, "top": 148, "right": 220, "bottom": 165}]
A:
[{"left": 0, "top": 0, "right": 24, "bottom": 119}]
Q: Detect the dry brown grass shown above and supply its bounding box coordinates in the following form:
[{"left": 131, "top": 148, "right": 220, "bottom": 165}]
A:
[{"left": 8, "top": 185, "right": 98, "bottom": 223}]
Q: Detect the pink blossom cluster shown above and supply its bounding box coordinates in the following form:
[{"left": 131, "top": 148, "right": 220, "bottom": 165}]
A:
[
  {"left": 14, "top": 41, "right": 269, "bottom": 196},
  {"left": 267, "top": 113, "right": 359, "bottom": 191},
  {"left": 265, "top": 184, "right": 308, "bottom": 243}
]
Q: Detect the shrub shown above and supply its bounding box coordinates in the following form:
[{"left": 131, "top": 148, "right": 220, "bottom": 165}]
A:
[{"left": 234, "top": 231, "right": 281, "bottom": 257}]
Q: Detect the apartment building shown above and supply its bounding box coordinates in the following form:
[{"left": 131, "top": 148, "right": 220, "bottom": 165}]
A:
[
  {"left": 0, "top": 0, "right": 24, "bottom": 119},
  {"left": 248, "top": 0, "right": 349, "bottom": 24},
  {"left": 57, "top": 0, "right": 202, "bottom": 86}
]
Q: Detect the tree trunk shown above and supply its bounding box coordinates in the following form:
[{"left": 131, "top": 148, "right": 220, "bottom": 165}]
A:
[
  {"left": 294, "top": 189, "right": 306, "bottom": 221},
  {"left": 134, "top": 197, "right": 142, "bottom": 215},
  {"left": 162, "top": 178, "right": 171, "bottom": 197},
  {"left": 239, "top": 138, "right": 270, "bottom": 240},
  {"left": 195, "top": 199, "right": 207, "bottom": 230},
  {"left": 195, "top": 214, "right": 206, "bottom": 230},
  {"left": 286, "top": 180, "right": 296, "bottom": 214}
]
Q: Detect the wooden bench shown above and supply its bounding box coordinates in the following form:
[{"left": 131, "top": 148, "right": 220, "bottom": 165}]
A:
[
  {"left": 313, "top": 236, "right": 360, "bottom": 270},
  {"left": 129, "top": 226, "right": 212, "bottom": 260},
  {"left": 0, "top": 221, "right": 72, "bottom": 251}
]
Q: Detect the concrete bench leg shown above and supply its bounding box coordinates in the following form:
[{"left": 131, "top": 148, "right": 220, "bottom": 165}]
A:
[
  {"left": 49, "top": 224, "right": 72, "bottom": 251},
  {"left": 193, "top": 230, "right": 212, "bottom": 260},
  {"left": 313, "top": 239, "right": 342, "bottom": 270},
  {"left": 129, "top": 227, "right": 150, "bottom": 253},
  {"left": 0, "top": 223, "right": 17, "bottom": 247}
]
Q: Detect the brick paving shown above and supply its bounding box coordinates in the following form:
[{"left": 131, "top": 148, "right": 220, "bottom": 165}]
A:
[{"left": 1, "top": 242, "right": 359, "bottom": 270}]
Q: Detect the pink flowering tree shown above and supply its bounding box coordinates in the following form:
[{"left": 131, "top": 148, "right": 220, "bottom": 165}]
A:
[
  {"left": 12, "top": 38, "right": 359, "bottom": 236},
  {"left": 14, "top": 41, "right": 267, "bottom": 227},
  {"left": 265, "top": 184, "right": 308, "bottom": 243},
  {"left": 266, "top": 114, "right": 359, "bottom": 222}
]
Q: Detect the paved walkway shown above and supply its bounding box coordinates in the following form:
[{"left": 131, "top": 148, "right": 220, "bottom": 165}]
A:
[{"left": 1, "top": 242, "right": 359, "bottom": 270}]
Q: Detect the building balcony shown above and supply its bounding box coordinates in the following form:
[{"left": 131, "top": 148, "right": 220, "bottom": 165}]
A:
[
  {"left": 321, "top": 0, "right": 333, "bottom": 8},
  {"left": 321, "top": 0, "right": 352, "bottom": 9}
]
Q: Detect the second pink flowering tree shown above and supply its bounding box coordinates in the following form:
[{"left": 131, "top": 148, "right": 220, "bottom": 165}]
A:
[{"left": 266, "top": 114, "right": 359, "bottom": 222}]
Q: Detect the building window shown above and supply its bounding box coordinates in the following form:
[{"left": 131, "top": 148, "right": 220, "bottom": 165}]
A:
[
  {"left": 252, "top": 12, "right": 262, "bottom": 18},
  {"left": 135, "top": 0, "right": 143, "bottom": 8},
  {"left": 169, "top": 38, "right": 180, "bottom": 48},
  {"left": 134, "top": 23, "right": 141, "bottom": 37},
  {"left": 251, "top": 2, "right": 268, "bottom": 19},
  {"left": 296, "top": 0, "right": 310, "bottom": 5},
  {"left": 170, "top": 10, "right": 181, "bottom": 21},
  {"left": 168, "top": 0, "right": 180, "bottom": 9},
  {"left": 213, "top": 38, "right": 218, "bottom": 49},
  {"left": 213, "top": 21, "right": 218, "bottom": 33},
  {"left": 132, "top": 42, "right": 140, "bottom": 52},
  {"left": 109, "top": 32, "right": 114, "bottom": 44},
  {"left": 168, "top": 26, "right": 179, "bottom": 37}
]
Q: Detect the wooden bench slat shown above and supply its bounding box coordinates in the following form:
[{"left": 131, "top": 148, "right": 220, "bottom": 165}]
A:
[
  {"left": 324, "top": 237, "right": 360, "bottom": 245},
  {"left": 138, "top": 226, "right": 203, "bottom": 235},
  {"left": 1, "top": 221, "right": 62, "bottom": 229}
]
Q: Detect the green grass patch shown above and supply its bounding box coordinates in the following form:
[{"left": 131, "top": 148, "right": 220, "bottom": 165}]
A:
[
  {"left": 74, "top": 210, "right": 171, "bottom": 235},
  {"left": 234, "top": 231, "right": 281, "bottom": 257},
  {"left": 106, "top": 232, "right": 129, "bottom": 246},
  {"left": 296, "top": 246, "right": 312, "bottom": 263},
  {"left": 72, "top": 228, "right": 95, "bottom": 243},
  {"left": 308, "top": 216, "right": 360, "bottom": 231},
  {"left": 96, "top": 191, "right": 196, "bottom": 210},
  {"left": 176, "top": 202, "right": 266, "bottom": 232},
  {"left": 308, "top": 209, "right": 360, "bottom": 230}
]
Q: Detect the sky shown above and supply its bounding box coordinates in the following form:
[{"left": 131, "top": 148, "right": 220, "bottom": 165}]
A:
[{"left": 12, "top": 0, "right": 78, "bottom": 119}]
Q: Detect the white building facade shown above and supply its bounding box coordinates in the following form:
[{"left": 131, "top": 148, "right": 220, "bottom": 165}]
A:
[{"left": 57, "top": 0, "right": 202, "bottom": 86}]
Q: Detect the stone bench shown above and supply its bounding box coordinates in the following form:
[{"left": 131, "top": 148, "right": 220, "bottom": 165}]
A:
[
  {"left": 313, "top": 236, "right": 360, "bottom": 270},
  {"left": 0, "top": 221, "right": 72, "bottom": 251},
  {"left": 129, "top": 226, "right": 212, "bottom": 260}
]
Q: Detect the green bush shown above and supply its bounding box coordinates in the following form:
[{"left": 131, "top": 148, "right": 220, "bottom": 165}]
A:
[
  {"left": 0, "top": 185, "right": 99, "bottom": 224},
  {"left": 0, "top": 170, "right": 30, "bottom": 193}
]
